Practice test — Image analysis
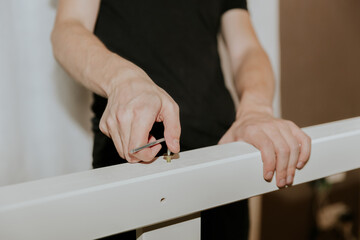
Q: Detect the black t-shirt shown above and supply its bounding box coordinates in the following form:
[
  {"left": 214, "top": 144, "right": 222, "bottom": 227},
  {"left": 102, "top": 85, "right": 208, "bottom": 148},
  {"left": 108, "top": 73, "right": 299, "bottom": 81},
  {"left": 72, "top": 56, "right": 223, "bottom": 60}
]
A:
[{"left": 92, "top": 0, "right": 247, "bottom": 158}]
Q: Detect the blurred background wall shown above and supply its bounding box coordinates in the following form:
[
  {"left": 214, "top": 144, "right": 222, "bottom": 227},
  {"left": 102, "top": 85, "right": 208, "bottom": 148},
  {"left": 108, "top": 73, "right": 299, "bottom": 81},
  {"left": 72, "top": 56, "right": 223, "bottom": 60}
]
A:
[
  {"left": 261, "top": 1, "right": 360, "bottom": 239},
  {"left": 281, "top": 0, "right": 360, "bottom": 127}
]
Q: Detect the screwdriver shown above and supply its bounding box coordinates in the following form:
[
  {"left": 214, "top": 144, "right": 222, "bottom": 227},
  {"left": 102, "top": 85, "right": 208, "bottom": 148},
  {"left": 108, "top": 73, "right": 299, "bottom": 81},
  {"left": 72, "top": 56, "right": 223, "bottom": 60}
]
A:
[
  {"left": 129, "top": 138, "right": 165, "bottom": 154},
  {"left": 130, "top": 138, "right": 173, "bottom": 163}
]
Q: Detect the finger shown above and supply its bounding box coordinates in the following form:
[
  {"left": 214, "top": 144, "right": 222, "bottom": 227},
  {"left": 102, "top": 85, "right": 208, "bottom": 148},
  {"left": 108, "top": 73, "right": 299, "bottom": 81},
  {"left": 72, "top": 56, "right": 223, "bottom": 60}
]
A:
[
  {"left": 139, "top": 135, "right": 163, "bottom": 161},
  {"left": 128, "top": 110, "right": 159, "bottom": 162},
  {"left": 263, "top": 127, "right": 290, "bottom": 188},
  {"left": 161, "top": 102, "right": 181, "bottom": 153},
  {"left": 116, "top": 111, "right": 138, "bottom": 163},
  {"left": 105, "top": 117, "right": 126, "bottom": 160},
  {"left": 99, "top": 112, "right": 111, "bottom": 138},
  {"left": 246, "top": 129, "right": 276, "bottom": 182},
  {"left": 279, "top": 125, "right": 300, "bottom": 186},
  {"left": 218, "top": 128, "right": 235, "bottom": 145},
  {"left": 132, "top": 135, "right": 162, "bottom": 162},
  {"left": 288, "top": 123, "right": 311, "bottom": 169}
]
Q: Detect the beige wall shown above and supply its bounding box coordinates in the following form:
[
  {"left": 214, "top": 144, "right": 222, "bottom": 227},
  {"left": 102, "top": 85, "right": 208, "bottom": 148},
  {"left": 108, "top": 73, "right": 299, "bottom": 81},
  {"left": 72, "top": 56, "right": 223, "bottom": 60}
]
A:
[{"left": 280, "top": 0, "right": 360, "bottom": 127}]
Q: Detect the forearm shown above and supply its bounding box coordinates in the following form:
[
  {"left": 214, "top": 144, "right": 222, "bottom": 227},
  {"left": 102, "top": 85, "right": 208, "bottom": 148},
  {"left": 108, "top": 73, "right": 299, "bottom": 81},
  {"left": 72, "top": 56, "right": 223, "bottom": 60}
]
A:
[
  {"left": 220, "top": 10, "right": 311, "bottom": 188},
  {"left": 51, "top": 20, "right": 145, "bottom": 98},
  {"left": 222, "top": 47, "right": 311, "bottom": 188},
  {"left": 233, "top": 47, "right": 275, "bottom": 119}
]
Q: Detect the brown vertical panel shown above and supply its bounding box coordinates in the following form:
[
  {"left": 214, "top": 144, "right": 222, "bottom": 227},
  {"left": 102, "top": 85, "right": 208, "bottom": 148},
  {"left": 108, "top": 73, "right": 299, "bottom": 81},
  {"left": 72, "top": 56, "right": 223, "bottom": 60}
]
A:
[
  {"left": 261, "top": 1, "right": 360, "bottom": 239},
  {"left": 280, "top": 0, "right": 360, "bottom": 127}
]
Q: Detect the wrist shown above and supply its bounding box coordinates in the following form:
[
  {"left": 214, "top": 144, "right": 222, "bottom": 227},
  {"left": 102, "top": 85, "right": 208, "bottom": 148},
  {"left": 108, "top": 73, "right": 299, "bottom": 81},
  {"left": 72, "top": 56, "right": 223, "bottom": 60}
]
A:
[
  {"left": 236, "top": 93, "right": 273, "bottom": 120},
  {"left": 105, "top": 57, "right": 153, "bottom": 98}
]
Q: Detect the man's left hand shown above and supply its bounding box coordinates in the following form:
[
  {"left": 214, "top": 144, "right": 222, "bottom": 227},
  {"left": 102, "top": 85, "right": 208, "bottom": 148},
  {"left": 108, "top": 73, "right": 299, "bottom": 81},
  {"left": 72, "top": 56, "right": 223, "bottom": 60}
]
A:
[{"left": 219, "top": 109, "right": 311, "bottom": 188}]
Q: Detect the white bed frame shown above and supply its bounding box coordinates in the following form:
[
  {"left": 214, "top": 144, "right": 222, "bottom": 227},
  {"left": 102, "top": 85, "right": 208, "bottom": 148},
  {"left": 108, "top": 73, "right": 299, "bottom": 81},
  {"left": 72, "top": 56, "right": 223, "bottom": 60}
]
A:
[{"left": 1, "top": 117, "right": 360, "bottom": 240}]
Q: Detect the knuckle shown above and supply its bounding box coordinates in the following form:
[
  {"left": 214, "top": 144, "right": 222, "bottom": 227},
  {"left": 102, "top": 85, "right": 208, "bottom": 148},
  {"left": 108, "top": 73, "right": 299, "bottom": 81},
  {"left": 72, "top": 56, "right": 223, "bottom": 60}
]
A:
[
  {"left": 259, "top": 121, "right": 269, "bottom": 129},
  {"left": 278, "top": 169, "right": 287, "bottom": 178},
  {"left": 276, "top": 144, "right": 290, "bottom": 156},
  {"left": 261, "top": 150, "right": 275, "bottom": 163},
  {"left": 244, "top": 125, "right": 258, "bottom": 136},
  {"left": 273, "top": 119, "right": 282, "bottom": 126},
  {"left": 290, "top": 142, "right": 300, "bottom": 152},
  {"left": 115, "top": 111, "right": 123, "bottom": 121},
  {"left": 278, "top": 163, "right": 288, "bottom": 171},
  {"left": 165, "top": 100, "right": 179, "bottom": 113},
  {"left": 279, "top": 121, "right": 290, "bottom": 130},
  {"left": 261, "top": 138, "right": 273, "bottom": 149},
  {"left": 151, "top": 93, "right": 162, "bottom": 105},
  {"left": 263, "top": 163, "right": 275, "bottom": 173},
  {"left": 265, "top": 123, "right": 279, "bottom": 133},
  {"left": 171, "top": 102, "right": 180, "bottom": 112},
  {"left": 284, "top": 120, "right": 294, "bottom": 126},
  {"left": 105, "top": 117, "right": 114, "bottom": 127},
  {"left": 285, "top": 120, "right": 297, "bottom": 129},
  {"left": 262, "top": 155, "right": 276, "bottom": 167},
  {"left": 99, "top": 121, "right": 107, "bottom": 133},
  {"left": 117, "top": 110, "right": 131, "bottom": 123},
  {"left": 287, "top": 166, "right": 296, "bottom": 174}
]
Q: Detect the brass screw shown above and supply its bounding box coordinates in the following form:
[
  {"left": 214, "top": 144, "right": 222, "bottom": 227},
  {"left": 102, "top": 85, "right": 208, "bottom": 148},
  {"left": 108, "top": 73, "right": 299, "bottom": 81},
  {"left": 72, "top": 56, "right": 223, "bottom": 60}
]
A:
[{"left": 164, "top": 148, "right": 172, "bottom": 163}]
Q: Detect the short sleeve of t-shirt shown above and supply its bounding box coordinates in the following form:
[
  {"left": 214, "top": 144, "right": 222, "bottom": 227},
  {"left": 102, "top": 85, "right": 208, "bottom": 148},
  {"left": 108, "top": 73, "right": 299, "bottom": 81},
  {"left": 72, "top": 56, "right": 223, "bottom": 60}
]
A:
[{"left": 222, "top": 0, "right": 247, "bottom": 14}]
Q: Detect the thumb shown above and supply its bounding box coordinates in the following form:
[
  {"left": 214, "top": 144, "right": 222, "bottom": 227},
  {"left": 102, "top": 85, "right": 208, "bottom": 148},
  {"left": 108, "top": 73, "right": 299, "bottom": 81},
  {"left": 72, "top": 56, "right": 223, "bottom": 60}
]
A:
[{"left": 161, "top": 103, "right": 181, "bottom": 153}]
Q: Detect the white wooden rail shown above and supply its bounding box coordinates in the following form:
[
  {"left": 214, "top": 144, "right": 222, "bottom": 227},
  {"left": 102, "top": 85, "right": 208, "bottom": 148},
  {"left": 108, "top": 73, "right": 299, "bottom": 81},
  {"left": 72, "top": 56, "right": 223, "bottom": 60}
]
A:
[{"left": 1, "top": 117, "right": 360, "bottom": 240}]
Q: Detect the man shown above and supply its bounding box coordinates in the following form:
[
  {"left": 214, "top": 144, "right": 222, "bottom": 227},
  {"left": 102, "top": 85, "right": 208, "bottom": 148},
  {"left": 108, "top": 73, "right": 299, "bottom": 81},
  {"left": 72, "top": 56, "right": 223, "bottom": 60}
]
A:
[{"left": 51, "top": 0, "right": 311, "bottom": 239}]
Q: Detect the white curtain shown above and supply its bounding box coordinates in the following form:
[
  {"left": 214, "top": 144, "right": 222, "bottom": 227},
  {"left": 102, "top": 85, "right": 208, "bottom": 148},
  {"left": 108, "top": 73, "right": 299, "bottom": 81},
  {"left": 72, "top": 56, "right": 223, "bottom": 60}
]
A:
[
  {"left": 0, "top": 0, "right": 93, "bottom": 186},
  {"left": 0, "top": 0, "right": 279, "bottom": 187}
]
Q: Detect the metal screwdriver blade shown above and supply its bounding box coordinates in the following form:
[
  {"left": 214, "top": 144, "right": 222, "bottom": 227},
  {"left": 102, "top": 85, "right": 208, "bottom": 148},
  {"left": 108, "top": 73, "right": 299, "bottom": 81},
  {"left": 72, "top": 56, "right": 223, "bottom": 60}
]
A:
[{"left": 130, "top": 138, "right": 165, "bottom": 154}]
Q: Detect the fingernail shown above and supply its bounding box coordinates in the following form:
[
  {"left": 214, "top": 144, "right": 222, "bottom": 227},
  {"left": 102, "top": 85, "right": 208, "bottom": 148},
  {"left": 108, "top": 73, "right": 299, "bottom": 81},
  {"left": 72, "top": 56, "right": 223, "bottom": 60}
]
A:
[
  {"left": 266, "top": 171, "right": 273, "bottom": 180},
  {"left": 297, "top": 162, "right": 303, "bottom": 169},
  {"left": 279, "top": 179, "right": 286, "bottom": 187},
  {"left": 286, "top": 175, "right": 293, "bottom": 185}
]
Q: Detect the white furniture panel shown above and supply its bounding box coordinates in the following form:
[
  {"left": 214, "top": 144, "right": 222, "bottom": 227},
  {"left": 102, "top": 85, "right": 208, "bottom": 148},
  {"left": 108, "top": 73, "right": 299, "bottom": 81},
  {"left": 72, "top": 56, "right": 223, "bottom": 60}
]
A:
[{"left": 0, "top": 117, "right": 360, "bottom": 239}]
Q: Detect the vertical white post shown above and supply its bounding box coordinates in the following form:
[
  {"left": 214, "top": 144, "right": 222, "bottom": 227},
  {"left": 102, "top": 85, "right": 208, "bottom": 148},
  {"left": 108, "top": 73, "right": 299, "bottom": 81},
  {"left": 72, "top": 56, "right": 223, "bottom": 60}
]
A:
[{"left": 136, "top": 213, "right": 200, "bottom": 240}]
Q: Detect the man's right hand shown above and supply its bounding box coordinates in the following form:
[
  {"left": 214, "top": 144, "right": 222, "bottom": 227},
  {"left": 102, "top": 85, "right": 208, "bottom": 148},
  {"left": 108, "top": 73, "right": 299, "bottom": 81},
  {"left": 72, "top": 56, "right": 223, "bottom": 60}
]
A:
[
  {"left": 99, "top": 68, "right": 181, "bottom": 163},
  {"left": 52, "top": 0, "right": 180, "bottom": 163}
]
